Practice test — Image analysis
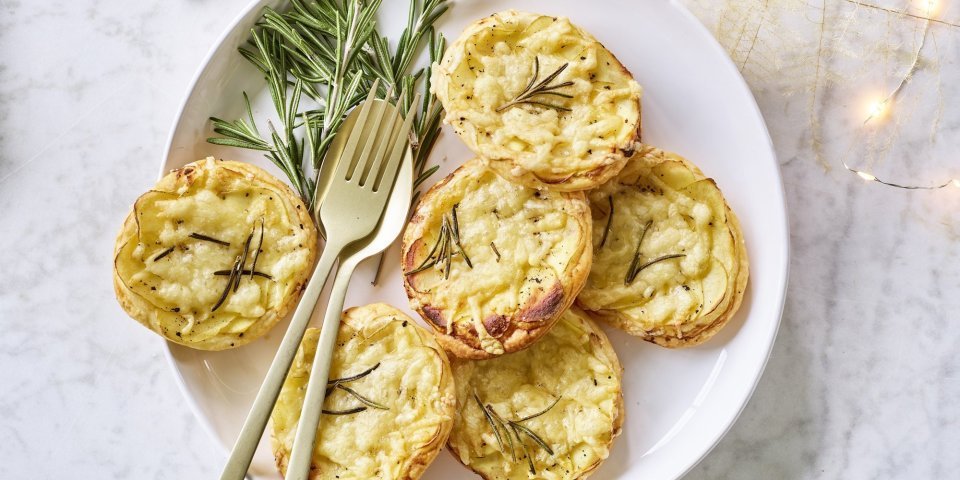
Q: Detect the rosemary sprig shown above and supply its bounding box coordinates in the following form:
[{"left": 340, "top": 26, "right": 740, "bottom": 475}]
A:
[
  {"left": 208, "top": 0, "right": 449, "bottom": 214},
  {"left": 189, "top": 233, "right": 231, "bottom": 247},
  {"left": 496, "top": 57, "right": 574, "bottom": 113},
  {"left": 210, "top": 225, "right": 265, "bottom": 311},
  {"left": 624, "top": 220, "right": 685, "bottom": 284},
  {"left": 474, "top": 392, "right": 561, "bottom": 474},
  {"left": 321, "top": 362, "right": 388, "bottom": 416},
  {"left": 404, "top": 206, "right": 472, "bottom": 279},
  {"left": 598, "top": 195, "right": 614, "bottom": 249}
]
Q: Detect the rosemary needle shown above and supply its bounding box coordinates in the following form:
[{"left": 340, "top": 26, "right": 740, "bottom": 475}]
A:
[
  {"left": 212, "top": 255, "right": 242, "bottom": 312},
  {"left": 598, "top": 195, "right": 614, "bottom": 249},
  {"left": 625, "top": 220, "right": 652, "bottom": 285},
  {"left": 624, "top": 220, "right": 686, "bottom": 284},
  {"left": 189, "top": 233, "right": 230, "bottom": 247},
  {"left": 234, "top": 231, "right": 254, "bottom": 293},
  {"left": 213, "top": 270, "right": 273, "bottom": 280},
  {"left": 490, "top": 242, "right": 501, "bottom": 262},
  {"left": 475, "top": 392, "right": 507, "bottom": 455},
  {"left": 451, "top": 203, "right": 472, "bottom": 268},
  {"left": 632, "top": 254, "right": 686, "bottom": 276},
  {"left": 336, "top": 384, "right": 388, "bottom": 410},
  {"left": 153, "top": 246, "right": 175, "bottom": 262},
  {"left": 321, "top": 363, "right": 388, "bottom": 416},
  {"left": 327, "top": 363, "right": 381, "bottom": 385},
  {"left": 322, "top": 406, "right": 367, "bottom": 416},
  {"left": 248, "top": 219, "right": 264, "bottom": 281}
]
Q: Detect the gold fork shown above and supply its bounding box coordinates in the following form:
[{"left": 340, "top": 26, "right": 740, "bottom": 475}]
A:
[
  {"left": 284, "top": 93, "right": 417, "bottom": 479},
  {"left": 219, "top": 82, "right": 416, "bottom": 480}
]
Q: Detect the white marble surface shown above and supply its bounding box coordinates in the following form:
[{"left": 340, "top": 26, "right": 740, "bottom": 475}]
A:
[{"left": 1, "top": 0, "right": 957, "bottom": 478}]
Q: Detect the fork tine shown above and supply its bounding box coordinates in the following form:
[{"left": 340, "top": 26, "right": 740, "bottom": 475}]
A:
[
  {"left": 354, "top": 87, "right": 394, "bottom": 185},
  {"left": 358, "top": 97, "right": 402, "bottom": 187},
  {"left": 373, "top": 94, "right": 420, "bottom": 192},
  {"left": 334, "top": 79, "right": 380, "bottom": 181}
]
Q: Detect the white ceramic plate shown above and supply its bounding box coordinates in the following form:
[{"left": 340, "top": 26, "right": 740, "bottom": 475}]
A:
[{"left": 160, "top": 0, "right": 789, "bottom": 478}]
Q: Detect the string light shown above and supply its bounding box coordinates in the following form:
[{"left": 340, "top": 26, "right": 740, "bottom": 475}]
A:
[{"left": 839, "top": 0, "right": 959, "bottom": 190}]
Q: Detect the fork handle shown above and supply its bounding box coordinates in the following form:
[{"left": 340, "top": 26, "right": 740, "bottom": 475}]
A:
[
  {"left": 284, "top": 252, "right": 362, "bottom": 479},
  {"left": 219, "top": 236, "right": 347, "bottom": 480}
]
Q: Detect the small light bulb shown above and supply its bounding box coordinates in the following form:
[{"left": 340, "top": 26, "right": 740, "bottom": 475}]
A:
[
  {"left": 918, "top": 0, "right": 940, "bottom": 15},
  {"left": 952, "top": 178, "right": 960, "bottom": 188},
  {"left": 868, "top": 99, "right": 887, "bottom": 119},
  {"left": 857, "top": 171, "right": 877, "bottom": 182}
]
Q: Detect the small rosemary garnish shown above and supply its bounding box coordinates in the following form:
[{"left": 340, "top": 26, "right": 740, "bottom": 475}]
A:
[
  {"left": 153, "top": 246, "right": 175, "bottom": 262},
  {"left": 322, "top": 406, "right": 367, "bottom": 416},
  {"left": 496, "top": 57, "right": 574, "bottom": 113},
  {"left": 474, "top": 391, "right": 561, "bottom": 475},
  {"left": 248, "top": 219, "right": 265, "bottom": 281},
  {"left": 212, "top": 255, "right": 242, "bottom": 312},
  {"left": 624, "top": 220, "right": 685, "bottom": 285},
  {"left": 189, "top": 233, "right": 230, "bottom": 247},
  {"left": 321, "top": 363, "right": 388, "bottom": 416},
  {"left": 211, "top": 225, "right": 263, "bottom": 312},
  {"left": 490, "top": 242, "right": 501, "bottom": 262},
  {"left": 213, "top": 270, "right": 273, "bottom": 280},
  {"left": 234, "top": 232, "right": 254, "bottom": 292},
  {"left": 405, "top": 205, "right": 472, "bottom": 279},
  {"left": 598, "top": 195, "right": 614, "bottom": 250},
  {"left": 632, "top": 254, "right": 686, "bottom": 275}
]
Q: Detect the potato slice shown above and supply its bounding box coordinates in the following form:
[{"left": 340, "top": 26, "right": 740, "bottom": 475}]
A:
[
  {"left": 576, "top": 147, "right": 749, "bottom": 347},
  {"left": 113, "top": 158, "right": 316, "bottom": 350},
  {"left": 448, "top": 307, "right": 623, "bottom": 479},
  {"left": 402, "top": 158, "right": 592, "bottom": 359},
  {"left": 271, "top": 303, "right": 456, "bottom": 480},
  {"left": 432, "top": 10, "right": 642, "bottom": 192}
]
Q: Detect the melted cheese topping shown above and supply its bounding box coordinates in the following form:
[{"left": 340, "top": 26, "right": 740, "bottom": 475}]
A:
[
  {"left": 114, "top": 158, "right": 314, "bottom": 350},
  {"left": 271, "top": 304, "right": 455, "bottom": 480},
  {"left": 403, "top": 159, "right": 589, "bottom": 356},
  {"left": 432, "top": 10, "right": 642, "bottom": 189},
  {"left": 448, "top": 309, "right": 621, "bottom": 480},
  {"left": 577, "top": 148, "right": 741, "bottom": 338}
]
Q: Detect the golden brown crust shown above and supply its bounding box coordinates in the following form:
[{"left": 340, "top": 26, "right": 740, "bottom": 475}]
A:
[
  {"left": 113, "top": 158, "right": 317, "bottom": 350},
  {"left": 401, "top": 159, "right": 592, "bottom": 359},
  {"left": 577, "top": 146, "right": 749, "bottom": 348},
  {"left": 432, "top": 10, "right": 642, "bottom": 192},
  {"left": 271, "top": 303, "right": 457, "bottom": 480},
  {"left": 446, "top": 308, "right": 623, "bottom": 479}
]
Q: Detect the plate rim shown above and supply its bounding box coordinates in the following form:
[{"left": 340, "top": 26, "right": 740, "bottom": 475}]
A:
[
  {"left": 660, "top": 2, "right": 791, "bottom": 476},
  {"left": 158, "top": 0, "right": 792, "bottom": 478}
]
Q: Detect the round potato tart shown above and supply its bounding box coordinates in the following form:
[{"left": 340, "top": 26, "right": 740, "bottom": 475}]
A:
[
  {"left": 431, "top": 10, "right": 642, "bottom": 192},
  {"left": 271, "top": 303, "right": 456, "bottom": 480},
  {"left": 576, "top": 146, "right": 749, "bottom": 347},
  {"left": 448, "top": 307, "right": 623, "bottom": 480},
  {"left": 401, "top": 158, "right": 592, "bottom": 359},
  {"left": 113, "top": 158, "right": 316, "bottom": 350}
]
